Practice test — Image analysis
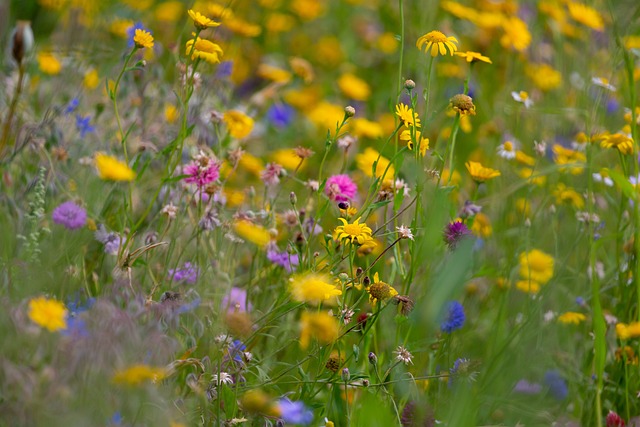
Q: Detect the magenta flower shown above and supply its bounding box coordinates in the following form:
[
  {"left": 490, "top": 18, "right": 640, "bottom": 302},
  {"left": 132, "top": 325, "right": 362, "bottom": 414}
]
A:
[
  {"left": 443, "top": 220, "right": 471, "bottom": 249},
  {"left": 325, "top": 174, "right": 357, "bottom": 202},
  {"left": 183, "top": 153, "right": 220, "bottom": 188},
  {"left": 52, "top": 201, "right": 87, "bottom": 230}
]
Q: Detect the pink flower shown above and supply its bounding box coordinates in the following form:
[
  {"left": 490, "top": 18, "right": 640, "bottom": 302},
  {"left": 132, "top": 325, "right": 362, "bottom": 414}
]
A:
[
  {"left": 183, "top": 152, "right": 220, "bottom": 188},
  {"left": 325, "top": 174, "right": 357, "bottom": 202}
]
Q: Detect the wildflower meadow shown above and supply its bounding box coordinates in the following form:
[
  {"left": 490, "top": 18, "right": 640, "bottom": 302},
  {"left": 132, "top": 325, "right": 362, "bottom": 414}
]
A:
[{"left": 2, "top": 0, "right": 640, "bottom": 425}]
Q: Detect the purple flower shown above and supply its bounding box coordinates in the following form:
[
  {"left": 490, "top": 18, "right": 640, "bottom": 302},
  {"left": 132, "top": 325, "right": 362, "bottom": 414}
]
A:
[
  {"left": 443, "top": 220, "right": 471, "bottom": 249},
  {"left": 266, "top": 246, "right": 299, "bottom": 272},
  {"left": 183, "top": 158, "right": 220, "bottom": 188},
  {"left": 95, "top": 225, "right": 123, "bottom": 255},
  {"left": 278, "top": 399, "right": 313, "bottom": 425},
  {"left": 441, "top": 301, "right": 465, "bottom": 333},
  {"left": 513, "top": 379, "right": 543, "bottom": 394},
  {"left": 75, "top": 115, "right": 95, "bottom": 138},
  {"left": 216, "top": 60, "right": 233, "bottom": 79},
  {"left": 221, "top": 287, "right": 252, "bottom": 313},
  {"left": 168, "top": 262, "right": 198, "bottom": 284},
  {"left": 544, "top": 370, "right": 568, "bottom": 400},
  {"left": 325, "top": 174, "right": 358, "bottom": 202},
  {"left": 52, "top": 201, "right": 87, "bottom": 230},
  {"left": 266, "top": 103, "right": 295, "bottom": 128}
]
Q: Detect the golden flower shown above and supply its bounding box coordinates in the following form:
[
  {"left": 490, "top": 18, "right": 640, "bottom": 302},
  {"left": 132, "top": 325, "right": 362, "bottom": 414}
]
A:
[
  {"left": 306, "top": 101, "right": 344, "bottom": 131},
  {"left": 367, "top": 272, "right": 398, "bottom": 305},
  {"left": 334, "top": 217, "right": 373, "bottom": 246},
  {"left": 233, "top": 220, "right": 271, "bottom": 246},
  {"left": 337, "top": 73, "right": 371, "bottom": 101},
  {"left": 471, "top": 212, "right": 492, "bottom": 237},
  {"left": 164, "top": 103, "right": 179, "bottom": 123},
  {"left": 465, "top": 161, "right": 500, "bottom": 182},
  {"left": 271, "top": 148, "right": 304, "bottom": 170},
  {"left": 519, "top": 167, "right": 546, "bottom": 186},
  {"left": 113, "top": 364, "right": 166, "bottom": 386},
  {"left": 350, "top": 118, "right": 383, "bottom": 140},
  {"left": 299, "top": 311, "right": 339, "bottom": 349},
  {"left": 133, "top": 29, "right": 154, "bottom": 49},
  {"left": 557, "top": 312, "right": 586, "bottom": 325},
  {"left": 223, "top": 110, "right": 254, "bottom": 139},
  {"left": 625, "top": 35, "right": 640, "bottom": 50},
  {"left": 616, "top": 322, "right": 640, "bottom": 340},
  {"left": 515, "top": 150, "right": 535, "bottom": 166},
  {"left": 257, "top": 63, "right": 292, "bottom": 83},
  {"left": 83, "top": 68, "right": 99, "bottom": 90},
  {"left": 290, "top": 273, "right": 342, "bottom": 304},
  {"left": 266, "top": 12, "right": 295, "bottom": 33},
  {"left": 449, "top": 94, "right": 476, "bottom": 116},
  {"left": 185, "top": 36, "right": 223, "bottom": 64},
  {"left": 376, "top": 32, "right": 399, "bottom": 54},
  {"left": 527, "top": 64, "right": 562, "bottom": 92},
  {"left": 519, "top": 249, "right": 554, "bottom": 285},
  {"left": 601, "top": 133, "right": 634, "bottom": 155},
  {"left": 95, "top": 153, "right": 136, "bottom": 181},
  {"left": 553, "top": 183, "right": 584, "bottom": 208},
  {"left": 455, "top": 51, "right": 492, "bottom": 64},
  {"left": 395, "top": 103, "right": 421, "bottom": 128},
  {"left": 400, "top": 129, "right": 429, "bottom": 156},
  {"left": 28, "top": 297, "right": 67, "bottom": 332},
  {"left": 515, "top": 280, "right": 541, "bottom": 294},
  {"left": 416, "top": 30, "right": 458, "bottom": 57},
  {"left": 37, "top": 52, "right": 62, "bottom": 75},
  {"left": 567, "top": 2, "right": 604, "bottom": 32},
  {"left": 208, "top": 3, "right": 234, "bottom": 20},
  {"left": 355, "top": 147, "right": 395, "bottom": 179},
  {"left": 500, "top": 16, "right": 531, "bottom": 52},
  {"left": 553, "top": 144, "right": 586, "bottom": 174},
  {"left": 187, "top": 9, "right": 221, "bottom": 30},
  {"left": 155, "top": 1, "right": 184, "bottom": 22},
  {"left": 289, "top": 57, "right": 315, "bottom": 83},
  {"left": 225, "top": 17, "right": 262, "bottom": 37}
]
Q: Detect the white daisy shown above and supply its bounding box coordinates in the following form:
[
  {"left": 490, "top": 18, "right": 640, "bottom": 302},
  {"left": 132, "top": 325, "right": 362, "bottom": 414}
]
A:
[
  {"left": 497, "top": 140, "right": 518, "bottom": 159},
  {"left": 511, "top": 90, "right": 533, "bottom": 108}
]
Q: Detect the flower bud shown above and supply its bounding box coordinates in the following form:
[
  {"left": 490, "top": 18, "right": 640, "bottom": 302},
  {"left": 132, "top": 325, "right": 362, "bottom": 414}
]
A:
[
  {"left": 344, "top": 105, "right": 356, "bottom": 117},
  {"left": 289, "top": 191, "right": 297, "bottom": 206},
  {"left": 338, "top": 201, "right": 350, "bottom": 210},
  {"left": 10, "top": 21, "right": 33, "bottom": 66},
  {"left": 404, "top": 79, "right": 416, "bottom": 90},
  {"left": 606, "top": 411, "right": 625, "bottom": 427},
  {"left": 341, "top": 368, "right": 350, "bottom": 382},
  {"left": 362, "top": 379, "right": 370, "bottom": 387},
  {"left": 368, "top": 352, "right": 378, "bottom": 366}
]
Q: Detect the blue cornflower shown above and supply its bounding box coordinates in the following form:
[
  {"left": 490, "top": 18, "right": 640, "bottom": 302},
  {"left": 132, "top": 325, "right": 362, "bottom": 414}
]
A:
[
  {"left": 277, "top": 399, "right": 313, "bottom": 425},
  {"left": 228, "top": 340, "right": 246, "bottom": 363},
  {"left": 266, "top": 103, "right": 295, "bottom": 128},
  {"left": 126, "top": 22, "right": 149, "bottom": 48},
  {"left": 544, "top": 370, "right": 568, "bottom": 400},
  {"left": 441, "top": 301, "right": 465, "bottom": 333},
  {"left": 64, "top": 98, "right": 79, "bottom": 115},
  {"left": 176, "top": 298, "right": 201, "bottom": 315},
  {"left": 62, "top": 316, "right": 89, "bottom": 338},
  {"left": 75, "top": 114, "right": 95, "bottom": 138}
]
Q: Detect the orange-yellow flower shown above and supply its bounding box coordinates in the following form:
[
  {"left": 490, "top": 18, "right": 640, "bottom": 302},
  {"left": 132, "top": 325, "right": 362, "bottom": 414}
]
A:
[
  {"left": 416, "top": 30, "right": 458, "bottom": 57},
  {"left": 465, "top": 161, "right": 501, "bottom": 182}
]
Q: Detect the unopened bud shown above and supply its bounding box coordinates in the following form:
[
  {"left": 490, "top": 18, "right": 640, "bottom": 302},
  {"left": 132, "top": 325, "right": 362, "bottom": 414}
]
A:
[
  {"left": 362, "top": 379, "right": 370, "bottom": 387},
  {"left": 338, "top": 201, "right": 350, "bottom": 210},
  {"left": 363, "top": 276, "right": 371, "bottom": 286},
  {"left": 344, "top": 105, "right": 356, "bottom": 117},
  {"left": 10, "top": 21, "right": 34, "bottom": 66},
  {"left": 355, "top": 267, "right": 363, "bottom": 277},
  {"left": 368, "top": 352, "right": 377, "bottom": 366},
  {"left": 289, "top": 191, "right": 297, "bottom": 206},
  {"left": 341, "top": 368, "right": 350, "bottom": 382},
  {"left": 404, "top": 79, "right": 416, "bottom": 90}
]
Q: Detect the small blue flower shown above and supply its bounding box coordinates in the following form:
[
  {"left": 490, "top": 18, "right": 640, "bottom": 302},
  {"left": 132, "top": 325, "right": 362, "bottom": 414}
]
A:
[
  {"left": 441, "top": 301, "right": 465, "bottom": 333},
  {"left": 544, "top": 370, "right": 568, "bottom": 400},
  {"left": 64, "top": 98, "right": 79, "bottom": 115},
  {"left": 278, "top": 399, "right": 313, "bottom": 425},
  {"left": 228, "top": 340, "right": 246, "bottom": 363},
  {"left": 75, "top": 115, "right": 96, "bottom": 138},
  {"left": 216, "top": 60, "right": 233, "bottom": 79},
  {"left": 266, "top": 103, "right": 295, "bottom": 128}
]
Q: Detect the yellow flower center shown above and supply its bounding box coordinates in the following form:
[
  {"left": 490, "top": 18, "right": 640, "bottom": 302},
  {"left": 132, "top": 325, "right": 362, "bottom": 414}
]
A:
[
  {"left": 503, "top": 141, "right": 513, "bottom": 151},
  {"left": 343, "top": 224, "right": 362, "bottom": 235},
  {"left": 424, "top": 30, "right": 447, "bottom": 43},
  {"left": 519, "top": 91, "right": 529, "bottom": 100}
]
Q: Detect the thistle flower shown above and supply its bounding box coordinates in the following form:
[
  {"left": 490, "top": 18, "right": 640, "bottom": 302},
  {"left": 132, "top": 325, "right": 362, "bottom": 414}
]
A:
[
  {"left": 325, "top": 174, "right": 358, "bottom": 202},
  {"left": 394, "top": 345, "right": 413, "bottom": 365},
  {"left": 52, "top": 201, "right": 87, "bottom": 230},
  {"left": 443, "top": 221, "right": 471, "bottom": 249},
  {"left": 260, "top": 162, "right": 285, "bottom": 186},
  {"left": 168, "top": 262, "right": 198, "bottom": 284},
  {"left": 396, "top": 225, "right": 414, "bottom": 240}
]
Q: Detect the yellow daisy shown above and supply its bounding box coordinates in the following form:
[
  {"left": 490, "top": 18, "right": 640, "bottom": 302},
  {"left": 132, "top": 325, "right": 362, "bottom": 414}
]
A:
[
  {"left": 187, "top": 9, "right": 221, "bottom": 30},
  {"left": 416, "top": 30, "right": 459, "bottom": 57},
  {"left": 334, "top": 217, "right": 373, "bottom": 246}
]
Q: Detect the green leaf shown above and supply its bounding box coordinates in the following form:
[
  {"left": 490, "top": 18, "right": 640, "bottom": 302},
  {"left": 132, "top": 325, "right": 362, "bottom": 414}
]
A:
[{"left": 609, "top": 169, "right": 637, "bottom": 201}]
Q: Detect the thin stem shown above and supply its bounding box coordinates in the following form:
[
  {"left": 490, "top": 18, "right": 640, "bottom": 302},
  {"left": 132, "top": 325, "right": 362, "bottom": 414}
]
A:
[{"left": 0, "top": 64, "right": 26, "bottom": 157}]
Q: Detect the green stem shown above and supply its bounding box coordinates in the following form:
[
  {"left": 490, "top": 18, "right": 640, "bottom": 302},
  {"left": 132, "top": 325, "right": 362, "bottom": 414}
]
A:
[{"left": 0, "top": 64, "right": 26, "bottom": 157}]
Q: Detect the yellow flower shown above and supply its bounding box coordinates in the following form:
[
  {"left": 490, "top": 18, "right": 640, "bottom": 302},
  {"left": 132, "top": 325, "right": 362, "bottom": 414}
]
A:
[
  {"left": 519, "top": 167, "right": 546, "bottom": 186},
  {"left": 334, "top": 217, "right": 373, "bottom": 245},
  {"left": 186, "top": 36, "right": 223, "bottom": 64},
  {"left": 449, "top": 94, "right": 476, "bottom": 116},
  {"left": 95, "top": 153, "right": 136, "bottom": 181},
  {"left": 164, "top": 103, "right": 179, "bottom": 123},
  {"left": 337, "top": 73, "right": 371, "bottom": 101},
  {"left": 299, "top": 311, "right": 339, "bottom": 349},
  {"left": 527, "top": 64, "right": 562, "bottom": 92},
  {"left": 465, "top": 161, "right": 501, "bottom": 182},
  {"left": 233, "top": 220, "right": 271, "bottom": 246},
  {"left": 455, "top": 51, "right": 492, "bottom": 64},
  {"left": 519, "top": 249, "right": 554, "bottom": 285},
  {"left": 567, "top": 2, "right": 604, "bottom": 32},
  {"left": 155, "top": 1, "right": 184, "bottom": 22},
  {"left": 37, "top": 52, "right": 62, "bottom": 75},
  {"left": 289, "top": 57, "right": 315, "bottom": 83},
  {"left": 109, "top": 19, "right": 135, "bottom": 38},
  {"left": 271, "top": 148, "right": 304, "bottom": 170},
  {"left": 515, "top": 280, "right": 541, "bottom": 294},
  {"left": 400, "top": 129, "right": 429, "bottom": 156},
  {"left": 187, "top": 9, "right": 221, "bottom": 30},
  {"left": 133, "top": 29, "right": 154, "bottom": 49},
  {"left": 395, "top": 103, "right": 421, "bottom": 128},
  {"left": 291, "top": 0, "right": 325, "bottom": 20},
  {"left": 471, "top": 212, "right": 492, "bottom": 237},
  {"left": 376, "top": 32, "right": 398, "bottom": 54},
  {"left": 83, "top": 68, "right": 99, "bottom": 90},
  {"left": 416, "top": 30, "right": 458, "bottom": 57},
  {"left": 515, "top": 150, "right": 535, "bottom": 166},
  {"left": 290, "top": 273, "right": 342, "bottom": 304},
  {"left": 601, "top": 133, "right": 634, "bottom": 155},
  {"left": 367, "top": 272, "right": 398, "bottom": 305},
  {"left": 625, "top": 35, "right": 640, "bottom": 50},
  {"left": 350, "top": 118, "right": 383, "bottom": 139},
  {"left": 238, "top": 152, "right": 264, "bottom": 177},
  {"left": 112, "top": 364, "right": 166, "bottom": 386},
  {"left": 558, "top": 312, "right": 586, "bottom": 325},
  {"left": 500, "top": 16, "right": 531, "bottom": 52},
  {"left": 28, "top": 297, "right": 67, "bottom": 332},
  {"left": 306, "top": 101, "right": 344, "bottom": 131},
  {"left": 553, "top": 183, "right": 584, "bottom": 209},
  {"left": 355, "top": 147, "right": 395, "bottom": 179},
  {"left": 257, "top": 64, "right": 292, "bottom": 83},
  {"left": 223, "top": 110, "right": 254, "bottom": 139},
  {"left": 617, "top": 322, "right": 640, "bottom": 340},
  {"left": 225, "top": 17, "right": 262, "bottom": 37},
  {"left": 266, "top": 12, "right": 295, "bottom": 33},
  {"left": 553, "top": 145, "right": 586, "bottom": 175}
]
